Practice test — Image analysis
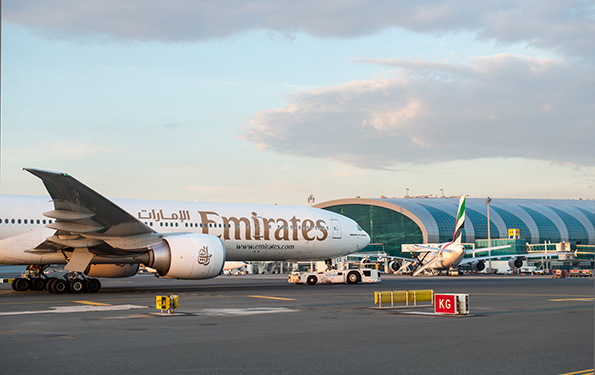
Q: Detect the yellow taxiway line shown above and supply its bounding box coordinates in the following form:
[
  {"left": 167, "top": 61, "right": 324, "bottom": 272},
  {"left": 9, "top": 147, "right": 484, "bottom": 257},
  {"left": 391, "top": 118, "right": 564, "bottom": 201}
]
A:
[
  {"left": 73, "top": 301, "right": 111, "bottom": 306},
  {"left": 247, "top": 295, "right": 296, "bottom": 301},
  {"left": 557, "top": 369, "right": 594, "bottom": 375}
]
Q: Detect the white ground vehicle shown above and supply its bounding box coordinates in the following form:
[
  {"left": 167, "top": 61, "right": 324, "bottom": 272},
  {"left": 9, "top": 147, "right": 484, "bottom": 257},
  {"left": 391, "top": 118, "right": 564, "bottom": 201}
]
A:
[{"left": 288, "top": 268, "right": 381, "bottom": 285}]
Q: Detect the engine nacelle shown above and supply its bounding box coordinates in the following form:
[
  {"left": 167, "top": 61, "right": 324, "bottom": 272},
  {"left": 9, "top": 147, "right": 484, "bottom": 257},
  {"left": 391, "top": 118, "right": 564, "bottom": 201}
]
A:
[
  {"left": 145, "top": 233, "right": 225, "bottom": 279},
  {"left": 508, "top": 258, "right": 524, "bottom": 269},
  {"left": 85, "top": 264, "right": 139, "bottom": 278},
  {"left": 471, "top": 260, "right": 485, "bottom": 272},
  {"left": 389, "top": 261, "right": 402, "bottom": 272}
]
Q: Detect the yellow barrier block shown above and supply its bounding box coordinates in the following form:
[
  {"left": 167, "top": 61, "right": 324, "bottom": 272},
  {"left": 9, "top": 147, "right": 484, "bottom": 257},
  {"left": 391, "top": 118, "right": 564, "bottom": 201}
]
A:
[
  {"left": 413, "top": 290, "right": 434, "bottom": 303},
  {"left": 374, "top": 289, "right": 434, "bottom": 308},
  {"left": 393, "top": 291, "right": 408, "bottom": 303}
]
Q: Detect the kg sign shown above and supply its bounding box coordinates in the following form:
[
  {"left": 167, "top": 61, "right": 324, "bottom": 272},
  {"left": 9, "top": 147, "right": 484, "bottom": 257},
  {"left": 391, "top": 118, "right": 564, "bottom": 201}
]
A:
[{"left": 435, "top": 294, "right": 457, "bottom": 314}]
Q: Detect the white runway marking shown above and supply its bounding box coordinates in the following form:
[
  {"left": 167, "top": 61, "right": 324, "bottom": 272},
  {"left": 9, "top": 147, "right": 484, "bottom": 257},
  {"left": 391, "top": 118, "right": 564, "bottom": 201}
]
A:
[
  {"left": 193, "top": 307, "right": 298, "bottom": 316},
  {"left": 0, "top": 304, "right": 148, "bottom": 316}
]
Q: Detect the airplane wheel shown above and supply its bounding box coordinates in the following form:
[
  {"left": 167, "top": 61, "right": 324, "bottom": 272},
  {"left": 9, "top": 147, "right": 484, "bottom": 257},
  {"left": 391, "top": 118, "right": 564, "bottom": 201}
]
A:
[
  {"left": 52, "top": 279, "right": 67, "bottom": 294},
  {"left": 69, "top": 279, "right": 85, "bottom": 293},
  {"left": 15, "top": 278, "right": 31, "bottom": 291},
  {"left": 46, "top": 278, "right": 56, "bottom": 293},
  {"left": 31, "top": 278, "right": 46, "bottom": 291},
  {"left": 347, "top": 271, "right": 360, "bottom": 284},
  {"left": 306, "top": 275, "right": 317, "bottom": 285},
  {"left": 11, "top": 278, "right": 19, "bottom": 291},
  {"left": 86, "top": 279, "right": 101, "bottom": 293}
]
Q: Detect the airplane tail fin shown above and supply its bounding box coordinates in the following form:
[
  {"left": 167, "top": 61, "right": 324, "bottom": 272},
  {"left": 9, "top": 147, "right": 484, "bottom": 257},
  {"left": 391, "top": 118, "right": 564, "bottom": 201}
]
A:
[{"left": 452, "top": 195, "right": 466, "bottom": 244}]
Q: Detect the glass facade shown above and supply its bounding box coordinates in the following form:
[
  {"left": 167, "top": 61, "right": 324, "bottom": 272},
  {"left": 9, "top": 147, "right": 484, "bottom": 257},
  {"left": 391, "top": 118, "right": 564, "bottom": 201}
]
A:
[
  {"left": 574, "top": 207, "right": 595, "bottom": 227},
  {"left": 547, "top": 206, "right": 589, "bottom": 245},
  {"left": 491, "top": 206, "right": 533, "bottom": 241},
  {"left": 418, "top": 203, "right": 465, "bottom": 243},
  {"left": 323, "top": 204, "right": 423, "bottom": 257},
  {"left": 466, "top": 208, "right": 500, "bottom": 240},
  {"left": 519, "top": 206, "right": 561, "bottom": 243},
  {"left": 318, "top": 198, "right": 593, "bottom": 257}
]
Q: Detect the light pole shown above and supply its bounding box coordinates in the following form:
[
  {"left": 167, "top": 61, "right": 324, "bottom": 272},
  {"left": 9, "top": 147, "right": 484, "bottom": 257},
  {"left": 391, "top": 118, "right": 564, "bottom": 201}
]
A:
[{"left": 485, "top": 197, "right": 492, "bottom": 273}]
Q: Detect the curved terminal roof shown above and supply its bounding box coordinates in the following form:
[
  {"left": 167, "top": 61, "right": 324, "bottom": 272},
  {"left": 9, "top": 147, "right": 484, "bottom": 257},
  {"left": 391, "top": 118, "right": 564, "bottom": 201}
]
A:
[{"left": 316, "top": 198, "right": 594, "bottom": 247}]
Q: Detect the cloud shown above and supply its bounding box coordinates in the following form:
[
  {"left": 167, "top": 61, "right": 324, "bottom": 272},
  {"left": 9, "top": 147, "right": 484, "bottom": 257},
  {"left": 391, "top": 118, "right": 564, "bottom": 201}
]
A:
[
  {"left": 240, "top": 54, "right": 595, "bottom": 169},
  {"left": 4, "top": 0, "right": 595, "bottom": 59}
]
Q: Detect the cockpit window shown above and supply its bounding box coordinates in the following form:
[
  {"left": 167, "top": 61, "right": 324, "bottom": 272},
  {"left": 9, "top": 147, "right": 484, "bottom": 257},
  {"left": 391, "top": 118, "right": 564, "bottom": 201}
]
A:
[{"left": 356, "top": 224, "right": 363, "bottom": 231}]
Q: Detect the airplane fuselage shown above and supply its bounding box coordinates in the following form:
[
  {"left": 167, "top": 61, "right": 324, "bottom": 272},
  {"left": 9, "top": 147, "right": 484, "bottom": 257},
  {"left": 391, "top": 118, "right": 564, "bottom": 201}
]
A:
[
  {"left": 0, "top": 194, "right": 370, "bottom": 266},
  {"left": 436, "top": 243, "right": 465, "bottom": 270}
]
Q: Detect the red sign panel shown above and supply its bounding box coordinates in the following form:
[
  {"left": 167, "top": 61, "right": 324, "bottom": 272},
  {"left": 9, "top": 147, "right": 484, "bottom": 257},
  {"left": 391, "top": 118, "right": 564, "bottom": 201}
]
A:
[{"left": 435, "top": 294, "right": 456, "bottom": 314}]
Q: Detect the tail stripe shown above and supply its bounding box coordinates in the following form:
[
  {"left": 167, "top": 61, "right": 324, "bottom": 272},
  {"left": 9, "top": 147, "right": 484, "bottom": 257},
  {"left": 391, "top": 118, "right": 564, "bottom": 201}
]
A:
[{"left": 452, "top": 195, "right": 466, "bottom": 244}]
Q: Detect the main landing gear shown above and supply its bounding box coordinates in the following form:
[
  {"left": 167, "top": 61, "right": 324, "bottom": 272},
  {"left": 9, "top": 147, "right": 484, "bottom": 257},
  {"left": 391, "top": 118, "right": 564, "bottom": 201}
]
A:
[{"left": 10, "top": 265, "right": 102, "bottom": 294}]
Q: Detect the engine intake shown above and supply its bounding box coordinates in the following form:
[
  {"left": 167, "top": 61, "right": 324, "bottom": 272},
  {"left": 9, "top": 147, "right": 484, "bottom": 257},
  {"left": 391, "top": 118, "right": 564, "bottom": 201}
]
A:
[
  {"left": 508, "top": 258, "right": 524, "bottom": 269},
  {"left": 389, "top": 261, "right": 402, "bottom": 272},
  {"left": 144, "top": 233, "right": 225, "bottom": 279},
  {"left": 472, "top": 260, "right": 485, "bottom": 272}
]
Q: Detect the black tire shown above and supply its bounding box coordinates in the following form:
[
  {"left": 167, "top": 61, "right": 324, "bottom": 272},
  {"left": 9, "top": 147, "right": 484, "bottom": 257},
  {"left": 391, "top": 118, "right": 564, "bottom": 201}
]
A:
[
  {"left": 15, "top": 278, "right": 31, "bottom": 291},
  {"left": 52, "top": 279, "right": 67, "bottom": 294},
  {"left": 347, "top": 271, "right": 361, "bottom": 284},
  {"left": 11, "top": 278, "right": 20, "bottom": 291},
  {"left": 69, "top": 279, "right": 85, "bottom": 293},
  {"left": 86, "top": 279, "right": 101, "bottom": 293},
  {"left": 31, "top": 278, "right": 46, "bottom": 291},
  {"left": 306, "top": 275, "right": 317, "bottom": 285},
  {"left": 46, "top": 278, "right": 56, "bottom": 293}
]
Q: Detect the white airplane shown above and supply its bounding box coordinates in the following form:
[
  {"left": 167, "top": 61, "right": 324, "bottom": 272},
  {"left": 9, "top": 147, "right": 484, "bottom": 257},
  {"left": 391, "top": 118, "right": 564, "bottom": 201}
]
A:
[
  {"left": 386, "top": 195, "right": 570, "bottom": 276},
  {"left": 0, "top": 168, "right": 370, "bottom": 293},
  {"left": 222, "top": 261, "right": 246, "bottom": 272}
]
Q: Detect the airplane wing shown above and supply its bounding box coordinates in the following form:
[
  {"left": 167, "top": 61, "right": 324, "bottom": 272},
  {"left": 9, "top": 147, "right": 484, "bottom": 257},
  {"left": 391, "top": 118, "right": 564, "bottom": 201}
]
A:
[
  {"left": 410, "top": 245, "right": 459, "bottom": 254},
  {"left": 460, "top": 251, "right": 573, "bottom": 265},
  {"left": 24, "top": 168, "right": 163, "bottom": 270},
  {"left": 465, "top": 245, "right": 512, "bottom": 255}
]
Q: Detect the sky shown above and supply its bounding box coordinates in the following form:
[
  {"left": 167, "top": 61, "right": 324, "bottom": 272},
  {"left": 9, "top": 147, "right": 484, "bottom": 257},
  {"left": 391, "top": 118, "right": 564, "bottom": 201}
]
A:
[{"left": 1, "top": 0, "right": 594, "bottom": 205}]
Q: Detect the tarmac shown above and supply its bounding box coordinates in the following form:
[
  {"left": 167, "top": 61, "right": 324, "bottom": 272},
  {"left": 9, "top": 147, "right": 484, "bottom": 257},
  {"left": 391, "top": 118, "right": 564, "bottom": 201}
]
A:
[{"left": 0, "top": 272, "right": 593, "bottom": 375}]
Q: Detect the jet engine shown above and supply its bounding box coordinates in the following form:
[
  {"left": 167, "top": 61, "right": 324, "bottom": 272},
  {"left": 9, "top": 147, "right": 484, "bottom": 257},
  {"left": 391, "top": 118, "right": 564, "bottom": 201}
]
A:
[
  {"left": 471, "top": 260, "right": 485, "bottom": 272},
  {"left": 389, "top": 261, "right": 402, "bottom": 272},
  {"left": 508, "top": 258, "right": 523, "bottom": 269},
  {"left": 141, "top": 233, "right": 225, "bottom": 279},
  {"left": 85, "top": 264, "right": 139, "bottom": 278}
]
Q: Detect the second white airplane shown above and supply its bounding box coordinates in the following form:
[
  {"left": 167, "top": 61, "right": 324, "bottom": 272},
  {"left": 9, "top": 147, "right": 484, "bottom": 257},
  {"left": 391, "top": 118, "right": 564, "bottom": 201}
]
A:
[
  {"left": 385, "top": 195, "right": 569, "bottom": 276},
  {"left": 1, "top": 168, "right": 370, "bottom": 293}
]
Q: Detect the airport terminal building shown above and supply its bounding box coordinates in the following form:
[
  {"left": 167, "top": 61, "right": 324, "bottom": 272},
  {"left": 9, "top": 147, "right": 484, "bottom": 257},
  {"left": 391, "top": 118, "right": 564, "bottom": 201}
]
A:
[{"left": 316, "top": 197, "right": 595, "bottom": 261}]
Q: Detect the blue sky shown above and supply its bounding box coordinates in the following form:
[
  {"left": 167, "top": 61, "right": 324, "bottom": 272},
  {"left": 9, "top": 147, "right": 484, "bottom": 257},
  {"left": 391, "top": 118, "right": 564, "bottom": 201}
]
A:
[{"left": 1, "top": 1, "right": 594, "bottom": 205}]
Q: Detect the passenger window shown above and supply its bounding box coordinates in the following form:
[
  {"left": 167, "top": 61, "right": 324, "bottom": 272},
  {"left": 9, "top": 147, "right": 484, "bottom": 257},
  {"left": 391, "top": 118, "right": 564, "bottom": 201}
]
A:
[
  {"left": 18, "top": 219, "right": 21, "bottom": 224},
  {"left": 37, "top": 219, "right": 40, "bottom": 224},
  {"left": 24, "top": 219, "right": 28, "bottom": 224}
]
